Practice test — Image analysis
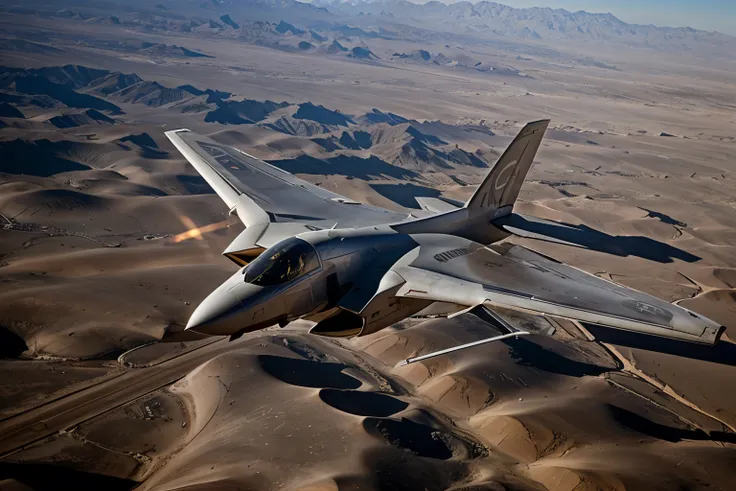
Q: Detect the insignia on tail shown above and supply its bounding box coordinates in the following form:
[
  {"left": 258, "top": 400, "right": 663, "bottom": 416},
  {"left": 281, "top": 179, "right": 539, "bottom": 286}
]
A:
[{"left": 465, "top": 119, "right": 550, "bottom": 217}]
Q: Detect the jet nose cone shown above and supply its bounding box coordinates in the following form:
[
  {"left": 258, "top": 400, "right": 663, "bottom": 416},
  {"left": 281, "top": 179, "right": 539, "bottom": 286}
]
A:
[
  {"left": 186, "top": 289, "right": 243, "bottom": 335},
  {"left": 185, "top": 271, "right": 266, "bottom": 336}
]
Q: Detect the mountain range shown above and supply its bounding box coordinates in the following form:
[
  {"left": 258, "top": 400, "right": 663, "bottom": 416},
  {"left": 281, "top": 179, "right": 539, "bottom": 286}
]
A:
[
  {"left": 5, "top": 0, "right": 733, "bottom": 57},
  {"left": 0, "top": 64, "right": 497, "bottom": 174},
  {"left": 311, "top": 0, "right": 733, "bottom": 52}
]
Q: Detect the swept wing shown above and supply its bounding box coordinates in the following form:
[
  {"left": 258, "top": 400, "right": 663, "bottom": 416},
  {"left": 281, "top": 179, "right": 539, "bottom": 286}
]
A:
[
  {"left": 389, "top": 234, "right": 723, "bottom": 344},
  {"left": 165, "top": 129, "right": 409, "bottom": 252}
]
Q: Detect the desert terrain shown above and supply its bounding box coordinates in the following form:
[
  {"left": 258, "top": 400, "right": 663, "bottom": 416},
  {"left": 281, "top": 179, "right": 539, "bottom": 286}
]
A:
[{"left": 0, "top": 0, "right": 735, "bottom": 490}]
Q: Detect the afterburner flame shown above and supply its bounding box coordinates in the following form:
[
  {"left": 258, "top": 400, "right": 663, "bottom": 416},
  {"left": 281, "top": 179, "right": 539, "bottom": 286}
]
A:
[{"left": 172, "top": 216, "right": 231, "bottom": 243}]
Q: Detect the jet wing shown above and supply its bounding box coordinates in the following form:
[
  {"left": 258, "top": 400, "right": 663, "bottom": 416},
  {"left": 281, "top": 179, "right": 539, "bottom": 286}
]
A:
[
  {"left": 165, "top": 129, "right": 408, "bottom": 248},
  {"left": 390, "top": 234, "right": 724, "bottom": 345}
]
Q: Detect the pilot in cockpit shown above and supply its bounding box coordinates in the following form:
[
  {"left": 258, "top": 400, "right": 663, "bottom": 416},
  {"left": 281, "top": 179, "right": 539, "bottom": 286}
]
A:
[{"left": 244, "top": 238, "right": 319, "bottom": 287}]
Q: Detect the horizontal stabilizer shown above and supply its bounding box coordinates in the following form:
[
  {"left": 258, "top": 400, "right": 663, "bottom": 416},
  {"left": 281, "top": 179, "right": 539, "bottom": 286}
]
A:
[
  {"left": 415, "top": 197, "right": 462, "bottom": 214},
  {"left": 493, "top": 213, "right": 581, "bottom": 247}
]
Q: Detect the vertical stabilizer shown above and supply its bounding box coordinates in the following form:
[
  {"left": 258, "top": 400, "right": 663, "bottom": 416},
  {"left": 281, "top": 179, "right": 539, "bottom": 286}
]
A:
[{"left": 465, "top": 119, "right": 549, "bottom": 215}]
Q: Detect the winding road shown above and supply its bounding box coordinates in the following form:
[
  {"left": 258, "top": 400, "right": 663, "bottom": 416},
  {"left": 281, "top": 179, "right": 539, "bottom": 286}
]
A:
[{"left": 0, "top": 337, "right": 234, "bottom": 458}]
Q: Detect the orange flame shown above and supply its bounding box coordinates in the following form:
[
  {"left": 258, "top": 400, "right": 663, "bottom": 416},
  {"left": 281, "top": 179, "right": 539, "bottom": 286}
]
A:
[{"left": 171, "top": 216, "right": 232, "bottom": 244}]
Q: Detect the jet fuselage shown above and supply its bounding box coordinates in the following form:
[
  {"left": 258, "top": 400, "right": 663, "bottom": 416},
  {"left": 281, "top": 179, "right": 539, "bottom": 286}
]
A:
[{"left": 185, "top": 229, "right": 422, "bottom": 337}]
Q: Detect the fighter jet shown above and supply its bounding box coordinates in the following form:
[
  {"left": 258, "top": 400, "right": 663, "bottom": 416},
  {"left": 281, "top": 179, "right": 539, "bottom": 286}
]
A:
[{"left": 165, "top": 120, "right": 724, "bottom": 363}]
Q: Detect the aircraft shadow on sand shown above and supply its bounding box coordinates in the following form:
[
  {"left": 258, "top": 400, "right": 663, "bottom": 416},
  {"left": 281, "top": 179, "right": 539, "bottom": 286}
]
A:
[
  {"left": 607, "top": 404, "right": 736, "bottom": 443},
  {"left": 582, "top": 323, "right": 736, "bottom": 367},
  {"left": 364, "top": 185, "right": 698, "bottom": 265},
  {"left": 496, "top": 214, "right": 701, "bottom": 264},
  {"left": 467, "top": 308, "right": 616, "bottom": 378},
  {"left": 503, "top": 336, "right": 614, "bottom": 377}
]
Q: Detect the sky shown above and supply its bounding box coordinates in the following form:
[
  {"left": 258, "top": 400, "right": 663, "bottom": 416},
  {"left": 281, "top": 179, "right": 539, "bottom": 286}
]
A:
[{"left": 429, "top": 1, "right": 736, "bottom": 35}]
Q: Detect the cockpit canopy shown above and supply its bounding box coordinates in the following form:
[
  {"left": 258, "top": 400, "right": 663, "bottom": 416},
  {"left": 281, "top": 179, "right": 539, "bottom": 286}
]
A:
[{"left": 244, "top": 237, "right": 320, "bottom": 286}]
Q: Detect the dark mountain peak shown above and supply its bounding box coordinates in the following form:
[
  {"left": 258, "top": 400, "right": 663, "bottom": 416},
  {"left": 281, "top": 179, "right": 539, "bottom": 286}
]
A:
[
  {"left": 33, "top": 65, "right": 111, "bottom": 88},
  {"left": 205, "top": 98, "right": 288, "bottom": 125},
  {"left": 179, "top": 84, "right": 206, "bottom": 97},
  {"left": 11, "top": 71, "right": 123, "bottom": 114},
  {"left": 358, "top": 108, "right": 409, "bottom": 126},
  {"left": 179, "top": 47, "right": 214, "bottom": 58},
  {"left": 110, "top": 81, "right": 187, "bottom": 107},
  {"left": 327, "top": 39, "right": 348, "bottom": 53},
  {"left": 84, "top": 109, "right": 115, "bottom": 124},
  {"left": 220, "top": 14, "right": 239, "bottom": 29},
  {"left": 294, "top": 102, "right": 354, "bottom": 127},
  {"left": 330, "top": 24, "right": 379, "bottom": 38},
  {"left": 432, "top": 53, "right": 452, "bottom": 65},
  {"left": 339, "top": 130, "right": 372, "bottom": 150},
  {"left": 311, "top": 31, "right": 328, "bottom": 42},
  {"left": 276, "top": 21, "right": 305, "bottom": 35},
  {"left": 86, "top": 71, "right": 143, "bottom": 95},
  {"left": 405, "top": 125, "right": 446, "bottom": 145},
  {"left": 393, "top": 50, "right": 432, "bottom": 62},
  {"left": 349, "top": 46, "right": 377, "bottom": 60},
  {"left": 137, "top": 42, "right": 215, "bottom": 59},
  {"left": 232, "top": 20, "right": 280, "bottom": 42}
]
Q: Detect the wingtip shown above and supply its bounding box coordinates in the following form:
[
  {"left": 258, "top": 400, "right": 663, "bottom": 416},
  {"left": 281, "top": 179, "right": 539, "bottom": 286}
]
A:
[
  {"left": 714, "top": 325, "right": 727, "bottom": 344},
  {"left": 164, "top": 128, "right": 191, "bottom": 138},
  {"left": 514, "top": 119, "right": 550, "bottom": 139}
]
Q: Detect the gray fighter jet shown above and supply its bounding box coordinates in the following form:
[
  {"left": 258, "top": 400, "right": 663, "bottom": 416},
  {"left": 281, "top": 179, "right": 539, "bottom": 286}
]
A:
[{"left": 165, "top": 120, "right": 724, "bottom": 362}]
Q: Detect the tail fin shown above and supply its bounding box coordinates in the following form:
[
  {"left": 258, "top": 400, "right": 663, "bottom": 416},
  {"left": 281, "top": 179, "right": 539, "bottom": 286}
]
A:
[{"left": 465, "top": 119, "right": 549, "bottom": 215}]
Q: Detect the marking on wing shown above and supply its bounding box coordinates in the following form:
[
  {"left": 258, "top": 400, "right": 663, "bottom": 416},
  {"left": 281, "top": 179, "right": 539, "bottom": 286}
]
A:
[
  {"left": 188, "top": 142, "right": 244, "bottom": 196},
  {"left": 433, "top": 248, "right": 471, "bottom": 263},
  {"left": 624, "top": 300, "right": 673, "bottom": 320}
]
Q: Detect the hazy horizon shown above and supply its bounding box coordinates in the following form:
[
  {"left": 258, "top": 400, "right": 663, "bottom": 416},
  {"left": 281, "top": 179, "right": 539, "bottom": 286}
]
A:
[{"left": 325, "top": 0, "right": 736, "bottom": 36}]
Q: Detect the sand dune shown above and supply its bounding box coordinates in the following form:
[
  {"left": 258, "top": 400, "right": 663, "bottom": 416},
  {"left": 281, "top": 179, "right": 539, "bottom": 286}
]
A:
[
  {"left": 14, "top": 311, "right": 724, "bottom": 490},
  {"left": 352, "top": 314, "right": 736, "bottom": 489},
  {"left": 0, "top": 256, "right": 234, "bottom": 358},
  {"left": 0, "top": 130, "right": 244, "bottom": 360},
  {"left": 136, "top": 333, "right": 522, "bottom": 491}
]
